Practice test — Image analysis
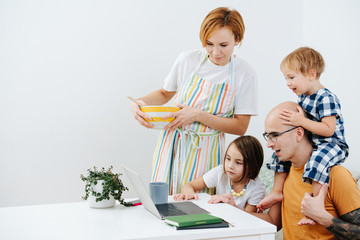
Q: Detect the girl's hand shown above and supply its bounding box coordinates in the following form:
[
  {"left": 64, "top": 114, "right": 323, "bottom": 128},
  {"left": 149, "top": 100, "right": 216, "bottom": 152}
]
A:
[
  {"left": 208, "top": 193, "right": 236, "bottom": 207},
  {"left": 163, "top": 104, "right": 201, "bottom": 131},
  {"left": 130, "top": 100, "right": 154, "bottom": 129},
  {"left": 280, "top": 106, "right": 305, "bottom": 127},
  {"left": 173, "top": 192, "right": 198, "bottom": 201}
]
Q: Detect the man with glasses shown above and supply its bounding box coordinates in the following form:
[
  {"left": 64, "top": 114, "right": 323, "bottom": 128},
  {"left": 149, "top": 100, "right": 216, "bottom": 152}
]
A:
[
  {"left": 263, "top": 126, "right": 298, "bottom": 142},
  {"left": 253, "top": 101, "right": 360, "bottom": 239}
]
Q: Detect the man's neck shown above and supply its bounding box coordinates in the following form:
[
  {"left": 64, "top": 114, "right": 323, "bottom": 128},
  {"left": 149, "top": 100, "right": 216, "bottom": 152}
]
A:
[{"left": 291, "top": 142, "right": 313, "bottom": 168}]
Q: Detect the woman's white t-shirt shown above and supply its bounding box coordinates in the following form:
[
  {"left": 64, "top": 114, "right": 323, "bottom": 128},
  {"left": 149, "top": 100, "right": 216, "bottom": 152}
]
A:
[
  {"left": 203, "top": 165, "right": 265, "bottom": 209},
  {"left": 163, "top": 49, "right": 258, "bottom": 115}
]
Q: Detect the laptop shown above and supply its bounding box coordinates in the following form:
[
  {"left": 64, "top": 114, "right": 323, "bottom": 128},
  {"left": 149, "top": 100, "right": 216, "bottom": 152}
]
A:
[{"left": 121, "top": 165, "right": 209, "bottom": 219}]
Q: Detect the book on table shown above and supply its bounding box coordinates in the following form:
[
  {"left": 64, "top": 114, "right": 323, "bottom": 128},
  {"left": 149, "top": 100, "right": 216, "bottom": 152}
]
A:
[
  {"left": 164, "top": 213, "right": 222, "bottom": 227},
  {"left": 176, "top": 220, "right": 229, "bottom": 230}
]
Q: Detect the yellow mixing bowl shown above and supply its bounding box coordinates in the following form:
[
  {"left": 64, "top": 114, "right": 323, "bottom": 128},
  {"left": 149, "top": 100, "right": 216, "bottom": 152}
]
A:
[{"left": 140, "top": 106, "right": 180, "bottom": 130}]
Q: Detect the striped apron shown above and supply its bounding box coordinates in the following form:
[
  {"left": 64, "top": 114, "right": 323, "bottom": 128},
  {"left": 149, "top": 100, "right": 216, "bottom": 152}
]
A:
[{"left": 151, "top": 53, "right": 236, "bottom": 194}]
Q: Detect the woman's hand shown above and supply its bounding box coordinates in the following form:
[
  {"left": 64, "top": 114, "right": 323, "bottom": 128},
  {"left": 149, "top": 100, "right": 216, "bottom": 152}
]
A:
[
  {"left": 130, "top": 100, "right": 154, "bottom": 129},
  {"left": 163, "top": 104, "right": 201, "bottom": 130},
  {"left": 163, "top": 103, "right": 250, "bottom": 135},
  {"left": 208, "top": 193, "right": 236, "bottom": 207}
]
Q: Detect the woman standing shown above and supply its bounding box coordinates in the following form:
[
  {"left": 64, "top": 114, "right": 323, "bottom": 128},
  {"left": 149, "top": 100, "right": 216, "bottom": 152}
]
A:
[{"left": 130, "top": 7, "right": 257, "bottom": 194}]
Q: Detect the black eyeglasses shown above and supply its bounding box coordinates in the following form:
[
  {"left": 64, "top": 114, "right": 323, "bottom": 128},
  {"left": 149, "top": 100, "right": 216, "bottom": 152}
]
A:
[{"left": 263, "top": 126, "right": 299, "bottom": 142}]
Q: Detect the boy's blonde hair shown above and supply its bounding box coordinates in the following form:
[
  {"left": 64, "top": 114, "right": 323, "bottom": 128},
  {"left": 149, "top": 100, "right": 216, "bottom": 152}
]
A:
[
  {"left": 280, "top": 47, "right": 325, "bottom": 79},
  {"left": 199, "top": 7, "right": 245, "bottom": 47}
]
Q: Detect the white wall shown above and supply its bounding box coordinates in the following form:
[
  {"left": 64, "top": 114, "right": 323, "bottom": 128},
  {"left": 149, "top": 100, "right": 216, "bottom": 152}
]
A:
[
  {"left": 303, "top": 0, "right": 360, "bottom": 171},
  {"left": 0, "top": 0, "right": 357, "bottom": 207}
]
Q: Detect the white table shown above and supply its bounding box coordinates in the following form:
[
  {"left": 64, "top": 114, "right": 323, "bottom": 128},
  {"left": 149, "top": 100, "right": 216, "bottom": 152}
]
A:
[{"left": 0, "top": 193, "right": 276, "bottom": 240}]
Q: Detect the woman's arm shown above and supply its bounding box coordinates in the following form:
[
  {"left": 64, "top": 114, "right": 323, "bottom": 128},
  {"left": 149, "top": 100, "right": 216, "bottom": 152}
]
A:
[
  {"left": 137, "top": 88, "right": 176, "bottom": 106},
  {"left": 195, "top": 112, "right": 251, "bottom": 136},
  {"left": 130, "top": 88, "right": 176, "bottom": 128},
  {"left": 164, "top": 104, "right": 251, "bottom": 135},
  {"left": 133, "top": 87, "right": 251, "bottom": 135}
]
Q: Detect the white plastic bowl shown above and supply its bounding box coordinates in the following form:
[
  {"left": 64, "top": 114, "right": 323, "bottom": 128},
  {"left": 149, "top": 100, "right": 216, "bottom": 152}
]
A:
[{"left": 140, "top": 106, "right": 180, "bottom": 130}]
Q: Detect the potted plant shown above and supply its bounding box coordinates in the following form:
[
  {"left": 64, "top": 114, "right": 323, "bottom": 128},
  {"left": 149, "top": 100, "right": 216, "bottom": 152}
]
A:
[{"left": 80, "top": 166, "right": 132, "bottom": 208}]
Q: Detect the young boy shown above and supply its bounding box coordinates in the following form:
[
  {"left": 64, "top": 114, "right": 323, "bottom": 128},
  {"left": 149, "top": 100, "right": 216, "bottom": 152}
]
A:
[{"left": 258, "top": 47, "right": 349, "bottom": 225}]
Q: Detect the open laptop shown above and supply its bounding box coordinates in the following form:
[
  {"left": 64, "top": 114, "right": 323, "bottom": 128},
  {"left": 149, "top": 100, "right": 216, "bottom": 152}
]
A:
[{"left": 121, "top": 165, "right": 209, "bottom": 219}]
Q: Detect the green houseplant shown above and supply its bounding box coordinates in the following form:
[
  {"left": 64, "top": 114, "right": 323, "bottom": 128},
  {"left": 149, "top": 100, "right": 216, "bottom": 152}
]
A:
[{"left": 80, "top": 166, "right": 132, "bottom": 208}]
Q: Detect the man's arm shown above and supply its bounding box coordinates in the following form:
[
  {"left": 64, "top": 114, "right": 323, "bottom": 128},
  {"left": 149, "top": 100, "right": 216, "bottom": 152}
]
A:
[
  {"left": 326, "top": 208, "right": 360, "bottom": 240},
  {"left": 301, "top": 184, "right": 360, "bottom": 240}
]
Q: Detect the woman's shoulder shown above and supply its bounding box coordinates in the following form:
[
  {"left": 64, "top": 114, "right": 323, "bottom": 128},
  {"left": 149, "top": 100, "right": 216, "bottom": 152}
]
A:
[{"left": 232, "top": 56, "right": 256, "bottom": 77}]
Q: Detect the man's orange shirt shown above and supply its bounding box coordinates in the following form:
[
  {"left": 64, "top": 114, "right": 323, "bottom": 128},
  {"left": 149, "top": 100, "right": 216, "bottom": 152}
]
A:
[{"left": 282, "top": 165, "right": 360, "bottom": 239}]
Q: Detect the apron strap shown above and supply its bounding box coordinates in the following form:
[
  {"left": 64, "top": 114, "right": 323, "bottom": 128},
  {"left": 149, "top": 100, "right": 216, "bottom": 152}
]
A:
[
  {"left": 229, "top": 55, "right": 234, "bottom": 84},
  {"left": 193, "top": 49, "right": 208, "bottom": 73},
  {"left": 176, "top": 127, "right": 222, "bottom": 148},
  {"left": 195, "top": 49, "right": 235, "bottom": 84}
]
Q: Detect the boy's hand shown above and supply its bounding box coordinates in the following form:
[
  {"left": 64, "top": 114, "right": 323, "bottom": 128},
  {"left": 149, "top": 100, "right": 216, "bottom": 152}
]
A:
[{"left": 280, "top": 106, "right": 305, "bottom": 126}]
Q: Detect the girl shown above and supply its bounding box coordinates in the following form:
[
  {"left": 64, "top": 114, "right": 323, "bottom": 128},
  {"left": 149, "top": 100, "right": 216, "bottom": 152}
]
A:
[
  {"left": 173, "top": 136, "right": 265, "bottom": 212},
  {"left": 130, "top": 7, "right": 257, "bottom": 195}
]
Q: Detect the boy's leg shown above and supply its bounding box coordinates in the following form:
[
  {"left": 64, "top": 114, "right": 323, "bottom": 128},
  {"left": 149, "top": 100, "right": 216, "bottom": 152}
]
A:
[
  {"left": 311, "top": 181, "right": 322, "bottom": 196},
  {"left": 258, "top": 153, "right": 291, "bottom": 212},
  {"left": 298, "top": 181, "right": 321, "bottom": 226},
  {"left": 298, "top": 143, "right": 344, "bottom": 226},
  {"left": 257, "top": 172, "right": 287, "bottom": 212}
]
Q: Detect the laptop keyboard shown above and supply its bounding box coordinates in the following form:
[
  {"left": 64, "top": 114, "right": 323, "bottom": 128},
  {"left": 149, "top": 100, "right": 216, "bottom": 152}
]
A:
[{"left": 155, "top": 203, "right": 187, "bottom": 216}]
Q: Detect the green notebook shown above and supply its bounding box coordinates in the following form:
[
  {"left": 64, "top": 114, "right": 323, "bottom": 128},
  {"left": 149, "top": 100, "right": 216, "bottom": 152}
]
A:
[
  {"left": 176, "top": 220, "right": 229, "bottom": 230},
  {"left": 164, "top": 213, "right": 222, "bottom": 227}
]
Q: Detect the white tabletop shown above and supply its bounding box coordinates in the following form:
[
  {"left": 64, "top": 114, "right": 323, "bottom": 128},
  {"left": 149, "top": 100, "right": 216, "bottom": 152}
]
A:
[{"left": 0, "top": 193, "right": 276, "bottom": 240}]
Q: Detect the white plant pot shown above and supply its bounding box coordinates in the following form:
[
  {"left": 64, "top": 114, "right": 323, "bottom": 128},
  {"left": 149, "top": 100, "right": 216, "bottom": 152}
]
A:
[{"left": 88, "top": 180, "right": 116, "bottom": 208}]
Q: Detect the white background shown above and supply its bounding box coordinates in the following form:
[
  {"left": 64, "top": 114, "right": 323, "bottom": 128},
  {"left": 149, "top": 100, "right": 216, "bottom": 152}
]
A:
[{"left": 1, "top": 0, "right": 359, "bottom": 207}]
